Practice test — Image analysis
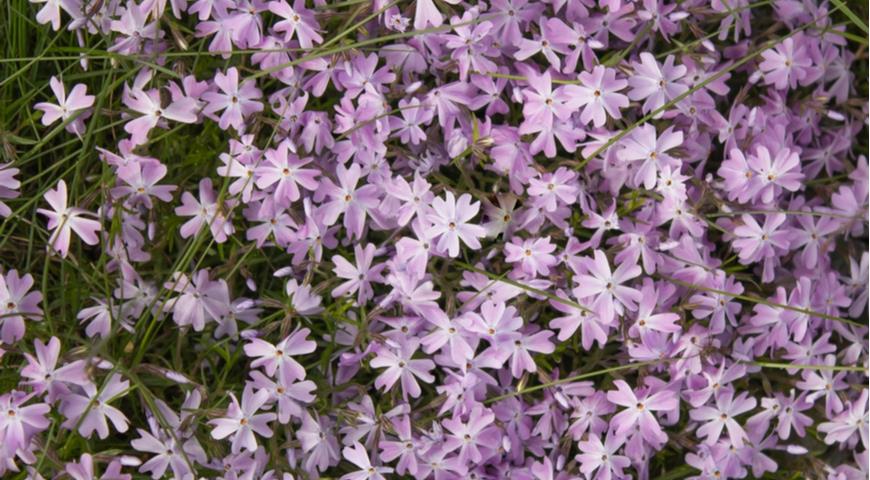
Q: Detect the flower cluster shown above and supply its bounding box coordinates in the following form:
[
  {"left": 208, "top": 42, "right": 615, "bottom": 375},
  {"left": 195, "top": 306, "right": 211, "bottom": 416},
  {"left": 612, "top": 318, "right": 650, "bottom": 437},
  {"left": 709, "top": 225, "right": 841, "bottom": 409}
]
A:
[{"left": 0, "top": 0, "right": 867, "bottom": 478}]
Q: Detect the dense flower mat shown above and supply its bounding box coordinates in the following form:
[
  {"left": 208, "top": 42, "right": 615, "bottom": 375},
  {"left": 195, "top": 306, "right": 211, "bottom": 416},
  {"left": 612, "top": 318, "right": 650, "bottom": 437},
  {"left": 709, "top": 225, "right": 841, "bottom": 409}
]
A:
[{"left": 0, "top": 0, "right": 867, "bottom": 478}]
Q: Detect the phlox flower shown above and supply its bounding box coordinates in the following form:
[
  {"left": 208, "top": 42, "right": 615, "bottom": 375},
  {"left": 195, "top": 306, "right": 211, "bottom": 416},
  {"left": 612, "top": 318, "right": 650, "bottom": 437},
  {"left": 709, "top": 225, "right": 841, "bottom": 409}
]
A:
[
  {"left": 370, "top": 338, "right": 435, "bottom": 400},
  {"left": 286, "top": 279, "right": 324, "bottom": 316},
  {"left": 442, "top": 406, "right": 499, "bottom": 464},
  {"left": 165, "top": 269, "right": 230, "bottom": 331},
  {"left": 331, "top": 243, "right": 386, "bottom": 305},
  {"left": 202, "top": 67, "right": 263, "bottom": 131},
  {"left": 20, "top": 336, "right": 88, "bottom": 403},
  {"left": 244, "top": 328, "right": 316, "bottom": 381},
  {"left": 758, "top": 36, "right": 816, "bottom": 90},
  {"left": 255, "top": 140, "right": 320, "bottom": 208},
  {"left": 627, "top": 53, "right": 688, "bottom": 117},
  {"left": 630, "top": 282, "right": 681, "bottom": 336},
  {"left": 526, "top": 167, "right": 579, "bottom": 212},
  {"left": 607, "top": 379, "right": 678, "bottom": 445},
  {"left": 746, "top": 145, "right": 803, "bottom": 204},
  {"left": 0, "top": 163, "right": 20, "bottom": 218},
  {"left": 64, "top": 453, "right": 131, "bottom": 480},
  {"left": 209, "top": 385, "right": 276, "bottom": 453},
  {"left": 795, "top": 354, "right": 847, "bottom": 417},
  {"left": 60, "top": 373, "right": 130, "bottom": 439},
  {"left": 298, "top": 412, "right": 341, "bottom": 473},
  {"left": 573, "top": 250, "right": 642, "bottom": 324},
  {"left": 575, "top": 433, "right": 630, "bottom": 480},
  {"left": 0, "top": 270, "right": 42, "bottom": 344},
  {"left": 37, "top": 179, "right": 101, "bottom": 258},
  {"left": 34, "top": 76, "right": 94, "bottom": 135},
  {"left": 378, "top": 415, "right": 419, "bottom": 476},
  {"left": 319, "top": 163, "right": 381, "bottom": 240},
  {"left": 249, "top": 370, "right": 315, "bottom": 424},
  {"left": 389, "top": 98, "right": 434, "bottom": 145},
  {"left": 112, "top": 161, "right": 177, "bottom": 209},
  {"left": 175, "top": 177, "right": 236, "bottom": 243},
  {"left": 506, "top": 328, "right": 555, "bottom": 378},
  {"left": 0, "top": 390, "right": 50, "bottom": 459},
  {"left": 618, "top": 124, "right": 683, "bottom": 190},
  {"left": 565, "top": 65, "right": 629, "bottom": 127},
  {"left": 690, "top": 389, "right": 757, "bottom": 447},
  {"left": 122, "top": 82, "right": 198, "bottom": 145},
  {"left": 549, "top": 293, "right": 609, "bottom": 348},
  {"left": 420, "top": 310, "right": 475, "bottom": 365},
  {"left": 340, "top": 442, "right": 393, "bottom": 480},
  {"left": 732, "top": 213, "right": 790, "bottom": 283},
  {"left": 29, "top": 0, "right": 76, "bottom": 30},
  {"left": 818, "top": 390, "right": 868, "bottom": 448},
  {"left": 504, "top": 236, "right": 557, "bottom": 277},
  {"left": 268, "top": 0, "right": 323, "bottom": 48},
  {"left": 382, "top": 172, "right": 432, "bottom": 227},
  {"left": 425, "top": 190, "right": 486, "bottom": 257}
]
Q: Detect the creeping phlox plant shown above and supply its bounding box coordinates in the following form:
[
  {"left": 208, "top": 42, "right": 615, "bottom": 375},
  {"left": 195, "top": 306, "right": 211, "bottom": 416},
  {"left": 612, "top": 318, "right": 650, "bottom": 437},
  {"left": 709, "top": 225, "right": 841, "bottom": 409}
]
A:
[{"left": 0, "top": 0, "right": 867, "bottom": 478}]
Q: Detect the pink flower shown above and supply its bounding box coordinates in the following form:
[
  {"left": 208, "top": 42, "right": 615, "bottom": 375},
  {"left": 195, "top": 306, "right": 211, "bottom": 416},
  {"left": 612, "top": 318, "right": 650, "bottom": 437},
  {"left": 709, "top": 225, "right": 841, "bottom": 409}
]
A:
[
  {"left": 504, "top": 236, "right": 558, "bottom": 277},
  {"left": 122, "top": 83, "right": 198, "bottom": 144},
  {"left": 572, "top": 250, "right": 642, "bottom": 324},
  {"left": 690, "top": 389, "right": 756, "bottom": 447},
  {"left": 420, "top": 310, "right": 475, "bottom": 365},
  {"left": 20, "top": 336, "right": 88, "bottom": 403},
  {"left": 575, "top": 433, "right": 630, "bottom": 480},
  {"left": 37, "top": 179, "right": 101, "bottom": 258},
  {"left": 518, "top": 68, "right": 575, "bottom": 132},
  {"left": 550, "top": 293, "right": 609, "bottom": 348},
  {"left": 243, "top": 328, "right": 316, "bottom": 381},
  {"left": 112, "top": 161, "right": 177, "bottom": 208},
  {"left": 298, "top": 412, "right": 341, "bottom": 472},
  {"left": 758, "top": 36, "right": 815, "bottom": 90},
  {"left": 818, "top": 390, "right": 868, "bottom": 448},
  {"left": 618, "top": 124, "right": 683, "bottom": 190},
  {"left": 413, "top": 0, "right": 458, "bottom": 30},
  {"left": 606, "top": 379, "right": 678, "bottom": 445},
  {"left": 630, "top": 282, "right": 681, "bottom": 336},
  {"left": 340, "top": 441, "right": 393, "bottom": 480},
  {"left": 0, "top": 163, "right": 21, "bottom": 218},
  {"left": 627, "top": 53, "right": 688, "bottom": 117},
  {"left": 202, "top": 67, "right": 263, "bottom": 131},
  {"left": 268, "top": 0, "right": 323, "bottom": 48},
  {"left": 732, "top": 213, "right": 790, "bottom": 283},
  {"left": 60, "top": 373, "right": 130, "bottom": 439},
  {"left": 248, "top": 370, "right": 315, "bottom": 423},
  {"left": 209, "top": 385, "right": 276, "bottom": 453},
  {"left": 175, "top": 177, "right": 236, "bottom": 243},
  {"left": 383, "top": 172, "right": 433, "bottom": 227},
  {"left": 442, "top": 406, "right": 499, "bottom": 464},
  {"left": 64, "top": 452, "right": 131, "bottom": 480},
  {"left": 331, "top": 243, "right": 386, "bottom": 305},
  {"left": 506, "top": 328, "right": 555, "bottom": 377},
  {"left": 0, "top": 269, "right": 42, "bottom": 344},
  {"left": 34, "top": 76, "right": 94, "bottom": 135},
  {"left": 165, "top": 269, "right": 231, "bottom": 331},
  {"left": 0, "top": 390, "right": 50, "bottom": 459},
  {"left": 565, "top": 65, "right": 629, "bottom": 127},
  {"left": 746, "top": 145, "right": 803, "bottom": 204},
  {"left": 426, "top": 191, "right": 486, "bottom": 257},
  {"left": 370, "top": 338, "right": 435, "bottom": 400},
  {"left": 526, "top": 167, "right": 579, "bottom": 212},
  {"left": 30, "top": 0, "right": 73, "bottom": 30},
  {"left": 378, "top": 415, "right": 419, "bottom": 476},
  {"left": 389, "top": 98, "right": 433, "bottom": 145},
  {"left": 319, "top": 163, "right": 380, "bottom": 240},
  {"left": 255, "top": 140, "right": 320, "bottom": 208}
]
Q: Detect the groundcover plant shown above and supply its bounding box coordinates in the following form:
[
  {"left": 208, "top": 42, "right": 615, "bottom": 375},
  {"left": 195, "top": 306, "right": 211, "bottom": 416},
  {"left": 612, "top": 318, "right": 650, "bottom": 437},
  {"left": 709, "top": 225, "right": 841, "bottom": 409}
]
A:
[{"left": 0, "top": 0, "right": 868, "bottom": 478}]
